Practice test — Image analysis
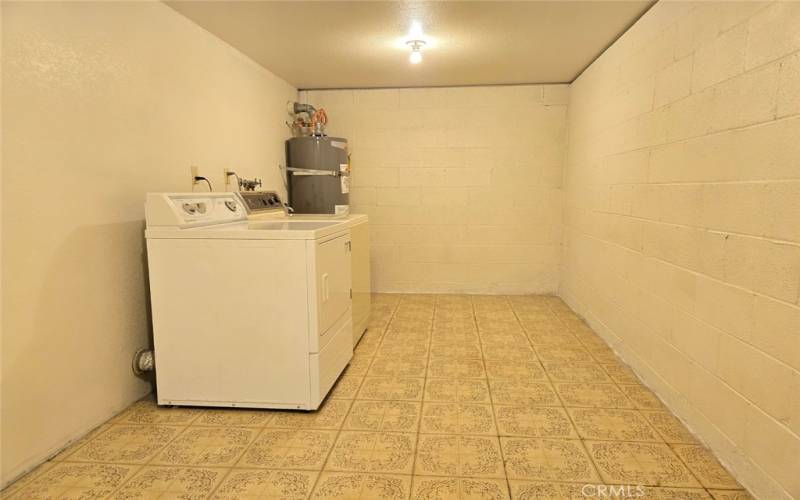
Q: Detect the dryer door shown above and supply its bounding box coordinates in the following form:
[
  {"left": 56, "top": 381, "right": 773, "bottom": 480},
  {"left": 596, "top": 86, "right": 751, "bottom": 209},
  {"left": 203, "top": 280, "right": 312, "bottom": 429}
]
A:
[{"left": 314, "top": 233, "right": 352, "bottom": 346}]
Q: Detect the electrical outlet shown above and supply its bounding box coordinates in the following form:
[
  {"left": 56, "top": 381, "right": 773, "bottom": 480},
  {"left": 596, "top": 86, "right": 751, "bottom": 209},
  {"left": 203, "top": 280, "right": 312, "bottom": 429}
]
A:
[
  {"left": 190, "top": 165, "right": 199, "bottom": 186},
  {"left": 223, "top": 168, "right": 231, "bottom": 189}
]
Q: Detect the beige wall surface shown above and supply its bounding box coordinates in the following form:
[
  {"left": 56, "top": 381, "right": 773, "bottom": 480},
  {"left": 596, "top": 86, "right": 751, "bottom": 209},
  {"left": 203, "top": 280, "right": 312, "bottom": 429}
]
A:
[
  {"left": 300, "top": 85, "right": 568, "bottom": 294},
  {"left": 1, "top": 1, "right": 296, "bottom": 486},
  {"left": 562, "top": 2, "right": 800, "bottom": 498}
]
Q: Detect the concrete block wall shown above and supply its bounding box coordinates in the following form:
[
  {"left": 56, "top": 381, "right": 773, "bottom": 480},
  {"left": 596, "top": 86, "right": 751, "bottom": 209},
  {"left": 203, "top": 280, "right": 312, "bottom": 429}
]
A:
[
  {"left": 562, "top": 2, "right": 800, "bottom": 498},
  {"left": 300, "top": 85, "right": 568, "bottom": 294}
]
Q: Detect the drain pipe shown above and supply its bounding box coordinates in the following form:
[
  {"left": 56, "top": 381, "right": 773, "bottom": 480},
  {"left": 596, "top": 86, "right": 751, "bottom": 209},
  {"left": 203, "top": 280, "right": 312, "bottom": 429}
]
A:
[{"left": 132, "top": 348, "right": 155, "bottom": 376}]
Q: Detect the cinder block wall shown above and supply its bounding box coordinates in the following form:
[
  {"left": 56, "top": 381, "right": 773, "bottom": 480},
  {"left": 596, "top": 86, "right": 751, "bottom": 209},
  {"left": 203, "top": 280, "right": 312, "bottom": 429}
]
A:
[
  {"left": 562, "top": 2, "right": 800, "bottom": 498},
  {"left": 300, "top": 86, "right": 568, "bottom": 294}
]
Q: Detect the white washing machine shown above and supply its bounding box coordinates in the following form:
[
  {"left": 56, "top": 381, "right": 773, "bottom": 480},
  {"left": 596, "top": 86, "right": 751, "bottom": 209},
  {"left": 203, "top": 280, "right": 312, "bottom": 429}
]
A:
[
  {"left": 145, "top": 192, "right": 353, "bottom": 410},
  {"left": 237, "top": 191, "right": 371, "bottom": 346}
]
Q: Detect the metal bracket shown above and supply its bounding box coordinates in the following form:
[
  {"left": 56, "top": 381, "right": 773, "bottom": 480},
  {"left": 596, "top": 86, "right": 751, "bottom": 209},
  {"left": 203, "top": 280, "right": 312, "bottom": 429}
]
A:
[{"left": 286, "top": 167, "right": 341, "bottom": 177}]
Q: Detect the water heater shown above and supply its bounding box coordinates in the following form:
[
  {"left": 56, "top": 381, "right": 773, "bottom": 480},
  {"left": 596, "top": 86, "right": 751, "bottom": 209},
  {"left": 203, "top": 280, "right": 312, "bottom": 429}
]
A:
[{"left": 286, "top": 136, "right": 350, "bottom": 214}]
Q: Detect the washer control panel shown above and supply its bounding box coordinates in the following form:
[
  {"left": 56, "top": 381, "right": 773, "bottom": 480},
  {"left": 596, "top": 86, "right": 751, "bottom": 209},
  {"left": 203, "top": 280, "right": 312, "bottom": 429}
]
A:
[
  {"left": 146, "top": 193, "right": 246, "bottom": 227},
  {"left": 238, "top": 191, "right": 285, "bottom": 214}
]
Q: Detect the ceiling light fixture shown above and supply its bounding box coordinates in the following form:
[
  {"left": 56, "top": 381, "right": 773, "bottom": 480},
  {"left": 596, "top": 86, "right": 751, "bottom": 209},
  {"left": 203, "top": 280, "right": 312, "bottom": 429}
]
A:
[
  {"left": 407, "top": 40, "right": 425, "bottom": 64},
  {"left": 405, "top": 20, "right": 426, "bottom": 64}
]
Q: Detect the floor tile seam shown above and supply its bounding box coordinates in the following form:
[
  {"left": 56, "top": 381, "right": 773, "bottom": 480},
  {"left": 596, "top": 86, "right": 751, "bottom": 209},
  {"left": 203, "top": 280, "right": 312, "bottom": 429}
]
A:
[
  {"left": 313, "top": 390, "right": 360, "bottom": 495},
  {"left": 522, "top": 331, "right": 604, "bottom": 485},
  {"left": 410, "top": 309, "right": 435, "bottom": 483},
  {"left": 509, "top": 309, "right": 570, "bottom": 415},
  {"left": 473, "top": 302, "right": 516, "bottom": 500}
]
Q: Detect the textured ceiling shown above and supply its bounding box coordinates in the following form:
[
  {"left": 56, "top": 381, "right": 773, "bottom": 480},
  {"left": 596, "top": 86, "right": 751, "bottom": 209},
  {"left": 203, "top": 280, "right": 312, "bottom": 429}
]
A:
[{"left": 167, "top": 1, "right": 654, "bottom": 89}]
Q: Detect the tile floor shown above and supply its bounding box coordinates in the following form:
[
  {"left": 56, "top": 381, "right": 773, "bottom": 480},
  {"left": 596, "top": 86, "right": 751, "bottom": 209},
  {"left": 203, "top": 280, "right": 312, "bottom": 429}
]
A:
[{"left": 3, "top": 294, "right": 753, "bottom": 499}]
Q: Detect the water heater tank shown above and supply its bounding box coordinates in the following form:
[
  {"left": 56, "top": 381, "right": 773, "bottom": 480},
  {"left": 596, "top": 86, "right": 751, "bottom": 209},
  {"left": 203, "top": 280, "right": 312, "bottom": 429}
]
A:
[{"left": 286, "top": 136, "right": 350, "bottom": 214}]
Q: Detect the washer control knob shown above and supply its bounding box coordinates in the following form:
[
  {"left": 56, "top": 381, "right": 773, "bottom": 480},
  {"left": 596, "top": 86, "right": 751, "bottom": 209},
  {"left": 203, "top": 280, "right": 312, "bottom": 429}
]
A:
[
  {"left": 182, "top": 203, "right": 197, "bottom": 214},
  {"left": 224, "top": 201, "right": 238, "bottom": 212},
  {"left": 196, "top": 202, "right": 207, "bottom": 214}
]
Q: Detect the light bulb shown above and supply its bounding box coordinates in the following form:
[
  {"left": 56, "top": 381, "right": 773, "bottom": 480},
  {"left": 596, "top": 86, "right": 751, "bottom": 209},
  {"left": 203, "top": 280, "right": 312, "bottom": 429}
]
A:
[{"left": 409, "top": 49, "right": 422, "bottom": 64}]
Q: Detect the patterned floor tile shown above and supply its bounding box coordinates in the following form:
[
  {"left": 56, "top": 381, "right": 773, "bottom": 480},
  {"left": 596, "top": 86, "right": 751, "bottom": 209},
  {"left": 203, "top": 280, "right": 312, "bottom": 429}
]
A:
[
  {"left": 6, "top": 293, "right": 749, "bottom": 500},
  {"left": 484, "top": 361, "right": 546, "bottom": 381},
  {"left": 429, "top": 342, "right": 482, "bottom": 359},
  {"left": 534, "top": 345, "right": 594, "bottom": 363},
  {"left": 415, "top": 434, "right": 504, "bottom": 478},
  {"left": 326, "top": 431, "right": 416, "bottom": 474},
  {"left": 501, "top": 437, "right": 599, "bottom": 482},
  {"left": 433, "top": 315, "right": 476, "bottom": 326},
  {"left": 478, "top": 327, "right": 526, "bottom": 338},
  {"left": 109, "top": 466, "right": 225, "bottom": 499},
  {"left": 434, "top": 315, "right": 474, "bottom": 325},
  {"left": 427, "top": 358, "right": 486, "bottom": 379},
  {"left": 267, "top": 399, "right": 351, "bottom": 430},
  {"left": 0, "top": 462, "right": 56, "bottom": 498},
  {"left": 376, "top": 341, "right": 430, "bottom": 358},
  {"left": 368, "top": 357, "right": 428, "bottom": 377},
  {"left": 543, "top": 362, "right": 611, "bottom": 383},
  {"left": 420, "top": 403, "right": 497, "bottom": 435},
  {"left": 113, "top": 398, "right": 200, "bottom": 426},
  {"left": 7, "top": 463, "right": 137, "bottom": 499},
  {"left": 554, "top": 383, "right": 634, "bottom": 409},
  {"left": 641, "top": 411, "right": 697, "bottom": 444},
  {"left": 329, "top": 374, "right": 365, "bottom": 400},
  {"left": 508, "top": 480, "right": 594, "bottom": 499},
  {"left": 567, "top": 408, "right": 662, "bottom": 442},
  {"left": 430, "top": 332, "right": 479, "bottom": 345},
  {"left": 212, "top": 469, "right": 318, "bottom": 499},
  {"left": 67, "top": 425, "right": 182, "bottom": 464},
  {"left": 344, "top": 401, "right": 421, "bottom": 432},
  {"left": 494, "top": 406, "right": 577, "bottom": 438},
  {"left": 424, "top": 379, "right": 491, "bottom": 404},
  {"left": 481, "top": 344, "right": 537, "bottom": 362},
  {"left": 601, "top": 363, "right": 640, "bottom": 384},
  {"left": 671, "top": 444, "right": 742, "bottom": 489},
  {"left": 618, "top": 384, "right": 666, "bottom": 410},
  {"left": 395, "top": 307, "right": 434, "bottom": 319},
  {"left": 387, "top": 319, "right": 432, "bottom": 332},
  {"left": 509, "top": 482, "right": 712, "bottom": 500},
  {"left": 358, "top": 377, "right": 425, "bottom": 401},
  {"left": 151, "top": 427, "right": 256, "bottom": 467},
  {"left": 586, "top": 440, "right": 700, "bottom": 487},
  {"left": 636, "top": 487, "right": 712, "bottom": 499},
  {"left": 411, "top": 477, "right": 509, "bottom": 499},
  {"left": 709, "top": 490, "right": 754, "bottom": 499},
  {"left": 344, "top": 355, "right": 374, "bottom": 376},
  {"left": 237, "top": 429, "right": 336, "bottom": 470},
  {"left": 474, "top": 310, "right": 516, "bottom": 321},
  {"left": 488, "top": 380, "right": 559, "bottom": 407},
  {"left": 50, "top": 425, "right": 112, "bottom": 462},
  {"left": 586, "top": 346, "right": 619, "bottom": 363},
  {"left": 354, "top": 342, "right": 380, "bottom": 358},
  {"left": 312, "top": 472, "right": 411, "bottom": 499},
  {"left": 192, "top": 409, "right": 274, "bottom": 428},
  {"left": 524, "top": 330, "right": 578, "bottom": 346}
]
